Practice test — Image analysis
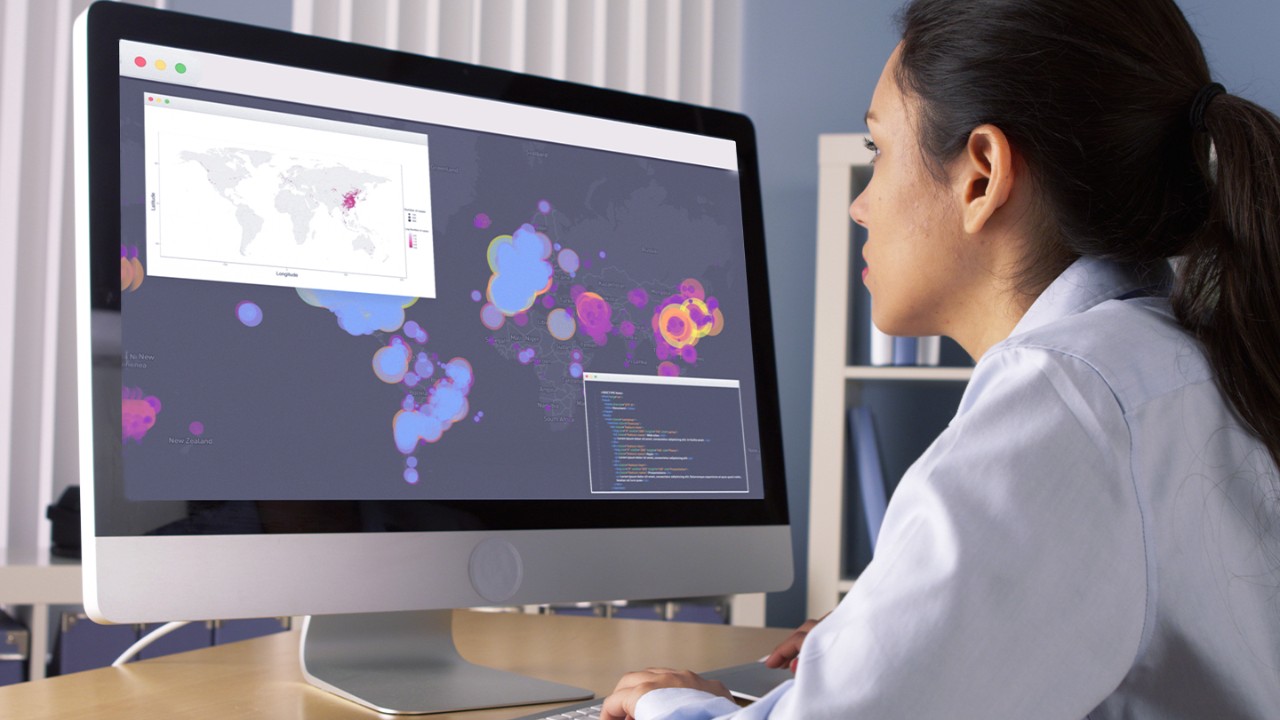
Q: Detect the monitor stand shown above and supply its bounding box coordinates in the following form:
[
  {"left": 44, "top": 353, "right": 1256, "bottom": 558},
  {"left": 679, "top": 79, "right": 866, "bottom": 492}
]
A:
[{"left": 299, "top": 610, "right": 594, "bottom": 715}]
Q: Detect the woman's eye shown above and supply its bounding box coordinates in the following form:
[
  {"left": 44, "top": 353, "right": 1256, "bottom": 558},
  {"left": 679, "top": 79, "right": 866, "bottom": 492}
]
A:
[{"left": 863, "top": 137, "right": 880, "bottom": 163}]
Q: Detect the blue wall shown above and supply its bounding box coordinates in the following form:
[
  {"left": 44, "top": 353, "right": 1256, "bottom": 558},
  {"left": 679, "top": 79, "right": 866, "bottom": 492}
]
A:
[
  {"left": 741, "top": 0, "right": 1280, "bottom": 628},
  {"left": 1183, "top": 0, "right": 1280, "bottom": 108},
  {"left": 740, "top": 0, "right": 901, "bottom": 629}
]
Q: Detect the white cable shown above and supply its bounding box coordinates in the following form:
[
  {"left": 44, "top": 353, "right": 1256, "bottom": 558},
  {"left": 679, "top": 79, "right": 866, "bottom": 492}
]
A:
[{"left": 112, "top": 621, "right": 190, "bottom": 667}]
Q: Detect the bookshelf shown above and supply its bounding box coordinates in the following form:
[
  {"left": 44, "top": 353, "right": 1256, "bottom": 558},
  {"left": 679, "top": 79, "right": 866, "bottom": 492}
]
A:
[{"left": 806, "top": 134, "right": 972, "bottom": 618}]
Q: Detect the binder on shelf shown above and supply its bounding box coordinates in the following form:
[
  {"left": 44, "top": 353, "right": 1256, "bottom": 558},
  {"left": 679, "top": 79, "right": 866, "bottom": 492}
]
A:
[
  {"left": 868, "top": 320, "right": 941, "bottom": 367},
  {"left": 869, "top": 323, "right": 894, "bottom": 366},
  {"left": 49, "top": 609, "right": 139, "bottom": 676},
  {"left": 213, "top": 617, "right": 291, "bottom": 645},
  {"left": 891, "top": 336, "right": 918, "bottom": 366},
  {"left": 916, "top": 336, "right": 941, "bottom": 366},
  {"left": 0, "top": 609, "right": 28, "bottom": 686},
  {"left": 848, "top": 406, "right": 888, "bottom": 553},
  {"left": 543, "top": 600, "right": 727, "bottom": 624}
]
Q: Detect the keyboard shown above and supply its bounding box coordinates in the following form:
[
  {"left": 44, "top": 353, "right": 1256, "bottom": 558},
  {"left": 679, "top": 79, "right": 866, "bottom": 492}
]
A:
[{"left": 508, "top": 661, "right": 794, "bottom": 719}]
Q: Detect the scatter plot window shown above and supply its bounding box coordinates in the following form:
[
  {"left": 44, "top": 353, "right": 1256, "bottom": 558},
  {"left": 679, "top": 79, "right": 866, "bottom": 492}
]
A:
[{"left": 143, "top": 96, "right": 435, "bottom": 297}]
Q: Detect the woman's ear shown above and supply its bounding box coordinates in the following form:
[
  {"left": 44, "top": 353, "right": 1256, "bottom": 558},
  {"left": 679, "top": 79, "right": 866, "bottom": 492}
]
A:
[{"left": 956, "top": 123, "right": 1015, "bottom": 235}]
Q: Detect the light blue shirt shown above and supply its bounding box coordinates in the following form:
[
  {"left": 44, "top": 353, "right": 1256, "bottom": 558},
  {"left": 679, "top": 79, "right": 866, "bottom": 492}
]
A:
[{"left": 638, "top": 257, "right": 1280, "bottom": 719}]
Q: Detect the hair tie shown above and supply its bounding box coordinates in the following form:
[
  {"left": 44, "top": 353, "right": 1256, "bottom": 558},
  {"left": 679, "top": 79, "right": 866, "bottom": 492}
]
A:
[{"left": 1190, "top": 82, "right": 1225, "bottom": 133}]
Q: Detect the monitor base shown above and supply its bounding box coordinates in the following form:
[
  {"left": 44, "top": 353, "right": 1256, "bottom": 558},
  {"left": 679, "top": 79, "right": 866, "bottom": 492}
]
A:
[{"left": 299, "top": 610, "right": 594, "bottom": 715}]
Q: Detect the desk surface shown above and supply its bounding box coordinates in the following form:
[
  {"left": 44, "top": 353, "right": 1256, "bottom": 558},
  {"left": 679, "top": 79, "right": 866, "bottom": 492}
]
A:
[{"left": 1, "top": 610, "right": 792, "bottom": 720}]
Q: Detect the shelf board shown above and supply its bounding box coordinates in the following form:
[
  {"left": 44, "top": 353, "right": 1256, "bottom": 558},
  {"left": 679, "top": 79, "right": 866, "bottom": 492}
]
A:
[
  {"left": 843, "top": 365, "right": 973, "bottom": 382},
  {"left": 0, "top": 547, "right": 83, "bottom": 604}
]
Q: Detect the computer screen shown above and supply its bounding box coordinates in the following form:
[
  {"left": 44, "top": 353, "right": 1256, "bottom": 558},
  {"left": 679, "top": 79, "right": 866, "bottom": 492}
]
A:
[{"left": 74, "top": 2, "right": 790, "bottom": 713}]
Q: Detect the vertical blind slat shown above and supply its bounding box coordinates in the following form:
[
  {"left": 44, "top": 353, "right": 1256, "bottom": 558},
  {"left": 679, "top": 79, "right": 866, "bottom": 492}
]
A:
[
  {"left": 336, "top": 0, "right": 354, "bottom": 42},
  {"left": 563, "top": 0, "right": 595, "bottom": 85},
  {"left": 524, "top": 0, "right": 568, "bottom": 80},
  {"left": 478, "top": 0, "right": 517, "bottom": 71},
  {"left": 710, "top": 0, "right": 742, "bottom": 110},
  {"left": 11, "top": 0, "right": 60, "bottom": 552},
  {"left": 678, "top": 0, "right": 712, "bottom": 106},
  {"left": 547, "top": 0, "right": 568, "bottom": 80},
  {"left": 296, "top": 0, "right": 736, "bottom": 109},
  {"left": 397, "top": 0, "right": 427, "bottom": 55},
  {"left": 0, "top": 0, "right": 32, "bottom": 545},
  {"left": 310, "top": 0, "right": 338, "bottom": 41},
  {"left": 292, "top": 0, "right": 314, "bottom": 36},
  {"left": 605, "top": 0, "right": 627, "bottom": 91},
  {"left": 625, "top": 0, "right": 647, "bottom": 94},
  {"left": 437, "top": 0, "right": 476, "bottom": 64},
  {"left": 423, "top": 0, "right": 442, "bottom": 58},
  {"left": 383, "top": 0, "right": 401, "bottom": 51},
  {"left": 36, "top": 0, "right": 76, "bottom": 554},
  {"left": 589, "top": 0, "right": 606, "bottom": 87},
  {"left": 650, "top": 0, "right": 680, "bottom": 101},
  {"left": 351, "top": 0, "right": 392, "bottom": 49},
  {"left": 523, "top": 0, "right": 555, "bottom": 79},
  {"left": 507, "top": 0, "right": 528, "bottom": 72}
]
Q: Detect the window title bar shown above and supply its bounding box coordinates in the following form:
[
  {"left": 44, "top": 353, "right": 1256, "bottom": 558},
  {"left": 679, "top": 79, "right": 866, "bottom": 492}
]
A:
[{"left": 118, "top": 40, "right": 739, "bottom": 171}]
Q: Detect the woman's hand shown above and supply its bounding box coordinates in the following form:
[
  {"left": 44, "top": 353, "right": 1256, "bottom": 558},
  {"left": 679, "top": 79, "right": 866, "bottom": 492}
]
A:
[
  {"left": 763, "top": 613, "right": 828, "bottom": 672},
  {"left": 600, "top": 667, "right": 732, "bottom": 720}
]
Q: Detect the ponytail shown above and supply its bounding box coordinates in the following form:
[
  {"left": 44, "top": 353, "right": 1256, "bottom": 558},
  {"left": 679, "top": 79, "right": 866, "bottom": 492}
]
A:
[{"left": 1174, "top": 94, "right": 1280, "bottom": 473}]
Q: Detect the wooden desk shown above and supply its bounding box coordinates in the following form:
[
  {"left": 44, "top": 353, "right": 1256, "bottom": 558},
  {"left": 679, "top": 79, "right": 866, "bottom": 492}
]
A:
[{"left": 0, "top": 610, "right": 792, "bottom": 719}]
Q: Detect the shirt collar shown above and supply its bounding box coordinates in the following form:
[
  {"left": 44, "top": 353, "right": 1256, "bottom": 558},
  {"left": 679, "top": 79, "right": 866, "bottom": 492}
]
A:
[{"left": 1007, "top": 256, "right": 1173, "bottom": 340}]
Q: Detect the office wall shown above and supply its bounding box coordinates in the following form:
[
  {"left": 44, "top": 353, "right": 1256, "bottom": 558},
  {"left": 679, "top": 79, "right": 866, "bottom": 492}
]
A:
[{"left": 741, "top": 0, "right": 1280, "bottom": 628}]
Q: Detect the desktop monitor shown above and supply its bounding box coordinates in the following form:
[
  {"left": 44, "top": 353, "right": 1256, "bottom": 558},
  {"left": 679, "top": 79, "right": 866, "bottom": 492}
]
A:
[{"left": 73, "top": 2, "right": 791, "bottom": 713}]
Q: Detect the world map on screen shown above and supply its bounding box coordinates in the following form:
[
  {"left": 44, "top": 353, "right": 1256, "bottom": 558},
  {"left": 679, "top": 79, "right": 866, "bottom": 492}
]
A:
[{"left": 175, "top": 146, "right": 394, "bottom": 265}]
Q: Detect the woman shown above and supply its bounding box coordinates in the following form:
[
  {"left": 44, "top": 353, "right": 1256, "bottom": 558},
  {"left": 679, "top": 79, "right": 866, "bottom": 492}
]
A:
[{"left": 603, "top": 0, "right": 1280, "bottom": 717}]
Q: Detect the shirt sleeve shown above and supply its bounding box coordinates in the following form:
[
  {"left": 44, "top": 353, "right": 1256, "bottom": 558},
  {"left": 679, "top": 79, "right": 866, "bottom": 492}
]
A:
[
  {"left": 634, "top": 688, "right": 743, "bottom": 720},
  {"left": 635, "top": 680, "right": 799, "bottom": 720},
  {"left": 642, "top": 346, "right": 1150, "bottom": 719}
]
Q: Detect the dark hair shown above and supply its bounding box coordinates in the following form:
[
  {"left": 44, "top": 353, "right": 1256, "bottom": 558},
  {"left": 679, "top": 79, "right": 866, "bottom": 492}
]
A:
[{"left": 895, "top": 0, "right": 1280, "bottom": 474}]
